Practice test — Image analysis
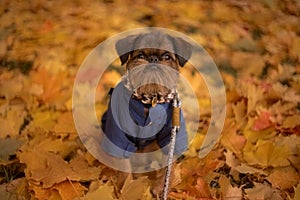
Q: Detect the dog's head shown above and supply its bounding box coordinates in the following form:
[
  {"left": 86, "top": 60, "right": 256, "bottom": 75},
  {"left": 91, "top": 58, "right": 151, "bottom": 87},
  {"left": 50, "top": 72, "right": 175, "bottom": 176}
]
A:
[{"left": 115, "top": 31, "right": 192, "bottom": 105}]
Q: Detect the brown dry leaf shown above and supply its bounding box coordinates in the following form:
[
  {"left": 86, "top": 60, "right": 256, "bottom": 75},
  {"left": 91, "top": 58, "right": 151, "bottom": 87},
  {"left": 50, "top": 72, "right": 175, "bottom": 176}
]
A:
[
  {"left": 84, "top": 183, "right": 115, "bottom": 200},
  {"left": 0, "top": 74, "right": 23, "bottom": 100},
  {"left": 19, "top": 150, "right": 101, "bottom": 188},
  {"left": 54, "top": 181, "right": 87, "bottom": 200},
  {"left": 31, "top": 184, "right": 53, "bottom": 200},
  {"left": 32, "top": 136, "right": 78, "bottom": 159},
  {"left": 52, "top": 112, "right": 77, "bottom": 134},
  {"left": 231, "top": 100, "right": 247, "bottom": 124},
  {"left": 293, "top": 184, "right": 300, "bottom": 200},
  {"left": 243, "top": 139, "right": 291, "bottom": 167},
  {"left": 0, "top": 105, "right": 27, "bottom": 138},
  {"left": 224, "top": 150, "right": 240, "bottom": 168},
  {"left": 272, "top": 82, "right": 300, "bottom": 103},
  {"left": 267, "top": 166, "right": 299, "bottom": 190},
  {"left": 221, "top": 119, "right": 246, "bottom": 157},
  {"left": 0, "top": 178, "right": 29, "bottom": 200},
  {"left": 231, "top": 52, "right": 265, "bottom": 77},
  {"left": 31, "top": 68, "right": 69, "bottom": 105},
  {"left": 187, "top": 177, "right": 212, "bottom": 199},
  {"left": 120, "top": 176, "right": 151, "bottom": 200},
  {"left": 0, "top": 138, "right": 23, "bottom": 163},
  {"left": 282, "top": 114, "right": 300, "bottom": 129},
  {"left": 245, "top": 183, "right": 284, "bottom": 200},
  {"left": 218, "top": 175, "right": 243, "bottom": 200}
]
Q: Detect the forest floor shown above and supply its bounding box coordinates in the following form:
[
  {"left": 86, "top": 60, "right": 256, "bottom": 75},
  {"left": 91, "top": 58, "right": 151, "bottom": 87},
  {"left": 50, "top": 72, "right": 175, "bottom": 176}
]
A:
[{"left": 0, "top": 0, "right": 300, "bottom": 199}]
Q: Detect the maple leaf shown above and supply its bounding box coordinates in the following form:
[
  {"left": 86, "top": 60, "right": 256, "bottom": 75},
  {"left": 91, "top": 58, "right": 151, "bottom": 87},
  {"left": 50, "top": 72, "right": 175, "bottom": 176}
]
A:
[
  {"left": 84, "top": 183, "right": 115, "bottom": 200},
  {"left": 231, "top": 100, "right": 247, "bottom": 124},
  {"left": 31, "top": 68, "right": 69, "bottom": 106},
  {"left": 0, "top": 138, "right": 23, "bottom": 163},
  {"left": 221, "top": 119, "right": 246, "bottom": 158},
  {"left": 52, "top": 112, "right": 77, "bottom": 134},
  {"left": 293, "top": 184, "right": 300, "bottom": 200},
  {"left": 243, "top": 139, "right": 291, "bottom": 167},
  {"left": 218, "top": 175, "right": 243, "bottom": 200},
  {"left": 252, "top": 111, "right": 273, "bottom": 131},
  {"left": 245, "top": 183, "right": 284, "bottom": 200},
  {"left": 0, "top": 74, "right": 23, "bottom": 100},
  {"left": 53, "top": 181, "right": 87, "bottom": 200},
  {"left": 120, "top": 176, "right": 151, "bottom": 200},
  {"left": 19, "top": 150, "right": 102, "bottom": 188},
  {"left": 282, "top": 114, "right": 300, "bottom": 129},
  {"left": 267, "top": 166, "right": 299, "bottom": 190},
  {"left": 0, "top": 108, "right": 27, "bottom": 138}
]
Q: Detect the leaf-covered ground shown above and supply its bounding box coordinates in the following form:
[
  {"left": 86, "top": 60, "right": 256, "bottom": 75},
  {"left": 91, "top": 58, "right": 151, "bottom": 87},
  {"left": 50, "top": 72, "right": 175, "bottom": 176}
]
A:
[{"left": 0, "top": 0, "right": 300, "bottom": 199}]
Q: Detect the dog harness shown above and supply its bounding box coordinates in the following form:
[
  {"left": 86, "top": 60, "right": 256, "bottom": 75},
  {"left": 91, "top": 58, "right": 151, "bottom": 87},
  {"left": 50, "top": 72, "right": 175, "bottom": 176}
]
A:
[{"left": 101, "top": 82, "right": 187, "bottom": 158}]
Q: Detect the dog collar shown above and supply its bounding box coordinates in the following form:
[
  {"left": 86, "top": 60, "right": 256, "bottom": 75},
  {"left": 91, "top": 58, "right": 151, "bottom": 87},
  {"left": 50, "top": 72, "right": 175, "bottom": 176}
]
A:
[{"left": 122, "top": 75, "right": 176, "bottom": 106}]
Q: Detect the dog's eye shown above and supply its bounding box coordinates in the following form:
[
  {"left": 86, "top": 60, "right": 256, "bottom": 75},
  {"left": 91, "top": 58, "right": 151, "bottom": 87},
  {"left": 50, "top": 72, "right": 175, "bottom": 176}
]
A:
[
  {"left": 136, "top": 53, "right": 145, "bottom": 60},
  {"left": 162, "top": 53, "right": 173, "bottom": 61}
]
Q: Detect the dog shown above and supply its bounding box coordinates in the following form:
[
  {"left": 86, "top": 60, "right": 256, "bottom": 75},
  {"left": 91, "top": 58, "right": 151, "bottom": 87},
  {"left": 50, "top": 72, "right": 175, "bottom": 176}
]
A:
[{"left": 101, "top": 31, "right": 192, "bottom": 196}]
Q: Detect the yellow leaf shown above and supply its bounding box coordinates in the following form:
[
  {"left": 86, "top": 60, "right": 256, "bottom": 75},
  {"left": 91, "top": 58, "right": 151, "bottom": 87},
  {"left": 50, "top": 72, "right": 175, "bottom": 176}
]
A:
[
  {"left": 85, "top": 184, "right": 115, "bottom": 200},
  {"left": 243, "top": 140, "right": 291, "bottom": 167},
  {"left": 120, "top": 176, "right": 151, "bottom": 200},
  {"left": 30, "top": 110, "right": 57, "bottom": 130},
  {"left": 282, "top": 114, "right": 300, "bottom": 129}
]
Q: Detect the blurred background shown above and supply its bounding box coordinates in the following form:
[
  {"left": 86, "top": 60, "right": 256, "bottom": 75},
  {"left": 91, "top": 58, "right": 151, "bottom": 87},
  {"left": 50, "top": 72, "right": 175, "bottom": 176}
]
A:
[{"left": 0, "top": 0, "right": 300, "bottom": 199}]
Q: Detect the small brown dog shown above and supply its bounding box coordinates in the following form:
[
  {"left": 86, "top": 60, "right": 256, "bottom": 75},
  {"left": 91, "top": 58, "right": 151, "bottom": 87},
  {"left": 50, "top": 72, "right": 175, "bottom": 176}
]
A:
[{"left": 101, "top": 31, "right": 192, "bottom": 196}]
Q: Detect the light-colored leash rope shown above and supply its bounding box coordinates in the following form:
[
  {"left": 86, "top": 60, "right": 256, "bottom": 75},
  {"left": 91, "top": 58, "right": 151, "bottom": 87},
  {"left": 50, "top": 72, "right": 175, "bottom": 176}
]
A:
[{"left": 162, "top": 92, "right": 181, "bottom": 200}]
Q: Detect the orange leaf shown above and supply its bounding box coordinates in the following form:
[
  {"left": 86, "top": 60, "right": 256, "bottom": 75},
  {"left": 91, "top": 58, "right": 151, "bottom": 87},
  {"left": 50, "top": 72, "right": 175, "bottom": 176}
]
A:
[
  {"left": 252, "top": 111, "right": 272, "bottom": 131},
  {"left": 53, "top": 181, "right": 87, "bottom": 200}
]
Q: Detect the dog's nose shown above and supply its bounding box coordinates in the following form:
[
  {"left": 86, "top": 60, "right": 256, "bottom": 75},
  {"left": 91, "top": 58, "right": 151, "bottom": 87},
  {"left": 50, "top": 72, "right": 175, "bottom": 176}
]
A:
[{"left": 148, "top": 55, "right": 159, "bottom": 63}]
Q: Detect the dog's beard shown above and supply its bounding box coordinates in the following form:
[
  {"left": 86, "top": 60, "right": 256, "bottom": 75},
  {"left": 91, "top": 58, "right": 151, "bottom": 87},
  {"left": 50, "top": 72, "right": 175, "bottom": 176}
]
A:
[{"left": 123, "top": 64, "right": 179, "bottom": 103}]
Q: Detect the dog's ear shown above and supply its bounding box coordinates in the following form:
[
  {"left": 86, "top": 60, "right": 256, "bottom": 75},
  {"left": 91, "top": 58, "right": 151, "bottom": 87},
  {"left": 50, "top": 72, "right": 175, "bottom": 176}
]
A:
[
  {"left": 171, "top": 37, "right": 192, "bottom": 67},
  {"left": 115, "top": 34, "right": 140, "bottom": 65}
]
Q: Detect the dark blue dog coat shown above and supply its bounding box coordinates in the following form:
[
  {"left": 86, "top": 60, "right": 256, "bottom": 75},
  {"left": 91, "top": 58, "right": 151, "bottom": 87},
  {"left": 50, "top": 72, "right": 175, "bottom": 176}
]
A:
[{"left": 101, "top": 83, "right": 187, "bottom": 158}]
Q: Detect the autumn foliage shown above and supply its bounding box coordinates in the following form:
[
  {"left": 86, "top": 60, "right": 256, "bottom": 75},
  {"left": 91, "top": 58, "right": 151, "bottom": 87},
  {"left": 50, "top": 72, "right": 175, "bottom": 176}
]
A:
[{"left": 0, "top": 0, "right": 300, "bottom": 199}]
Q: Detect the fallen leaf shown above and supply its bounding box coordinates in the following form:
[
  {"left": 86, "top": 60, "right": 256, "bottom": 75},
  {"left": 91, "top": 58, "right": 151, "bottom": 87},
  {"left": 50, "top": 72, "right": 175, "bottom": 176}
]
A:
[
  {"left": 31, "top": 68, "right": 70, "bottom": 105},
  {"left": 282, "top": 114, "right": 300, "bottom": 129},
  {"left": 54, "top": 181, "right": 87, "bottom": 200},
  {"left": 245, "top": 183, "right": 284, "bottom": 200},
  {"left": 231, "top": 100, "right": 247, "bottom": 124},
  {"left": 243, "top": 139, "right": 291, "bottom": 167},
  {"left": 218, "top": 175, "right": 243, "bottom": 200},
  {"left": 19, "top": 150, "right": 101, "bottom": 188},
  {"left": 267, "top": 166, "right": 299, "bottom": 190},
  {"left": 252, "top": 111, "right": 273, "bottom": 131},
  {"left": 120, "top": 176, "right": 151, "bottom": 200},
  {"left": 29, "top": 110, "right": 58, "bottom": 131},
  {"left": 84, "top": 184, "right": 115, "bottom": 200},
  {"left": 293, "top": 184, "right": 300, "bottom": 200},
  {"left": 0, "top": 106, "right": 27, "bottom": 138},
  {"left": 0, "top": 138, "right": 23, "bottom": 163},
  {"left": 243, "top": 118, "right": 276, "bottom": 143},
  {"left": 52, "top": 112, "right": 77, "bottom": 134},
  {"left": 221, "top": 120, "right": 246, "bottom": 157}
]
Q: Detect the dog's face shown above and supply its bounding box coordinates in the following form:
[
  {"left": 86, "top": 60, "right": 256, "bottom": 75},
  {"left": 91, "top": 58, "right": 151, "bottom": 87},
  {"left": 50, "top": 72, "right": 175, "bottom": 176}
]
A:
[{"left": 116, "top": 32, "right": 192, "bottom": 104}]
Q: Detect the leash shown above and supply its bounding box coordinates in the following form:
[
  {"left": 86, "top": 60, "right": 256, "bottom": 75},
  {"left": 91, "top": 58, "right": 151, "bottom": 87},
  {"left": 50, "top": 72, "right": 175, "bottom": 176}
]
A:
[{"left": 162, "top": 91, "right": 181, "bottom": 200}]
